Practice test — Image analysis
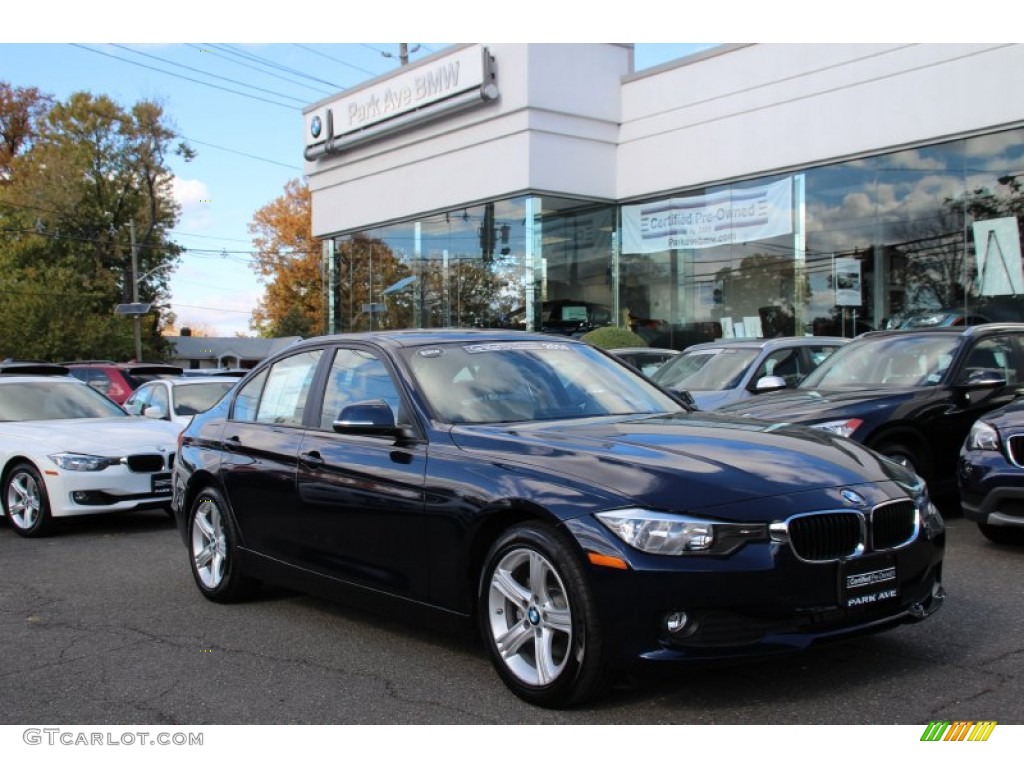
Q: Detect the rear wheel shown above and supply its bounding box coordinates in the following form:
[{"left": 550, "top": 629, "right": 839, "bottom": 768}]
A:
[
  {"left": 3, "top": 463, "right": 54, "bottom": 538},
  {"left": 188, "top": 488, "right": 258, "bottom": 602},
  {"left": 478, "top": 523, "right": 610, "bottom": 708}
]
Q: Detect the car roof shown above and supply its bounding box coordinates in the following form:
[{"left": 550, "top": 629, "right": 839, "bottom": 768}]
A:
[
  {"left": 855, "top": 322, "right": 1024, "bottom": 341},
  {"left": 610, "top": 347, "right": 679, "bottom": 355},
  {"left": 297, "top": 328, "right": 575, "bottom": 349},
  {"left": 681, "top": 335, "right": 848, "bottom": 353}
]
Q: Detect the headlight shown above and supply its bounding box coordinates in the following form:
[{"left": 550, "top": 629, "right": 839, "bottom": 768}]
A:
[
  {"left": 48, "top": 453, "right": 120, "bottom": 471},
  {"left": 966, "top": 420, "right": 999, "bottom": 451},
  {"left": 811, "top": 418, "right": 863, "bottom": 438},
  {"left": 919, "top": 495, "right": 945, "bottom": 539},
  {"left": 596, "top": 508, "right": 766, "bottom": 556}
]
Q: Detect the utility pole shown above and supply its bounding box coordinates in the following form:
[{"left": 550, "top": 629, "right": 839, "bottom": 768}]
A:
[
  {"left": 130, "top": 219, "right": 142, "bottom": 361},
  {"left": 383, "top": 44, "right": 420, "bottom": 66}
]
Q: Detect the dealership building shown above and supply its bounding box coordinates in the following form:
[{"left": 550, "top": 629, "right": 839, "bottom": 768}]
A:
[{"left": 304, "top": 43, "right": 1024, "bottom": 345}]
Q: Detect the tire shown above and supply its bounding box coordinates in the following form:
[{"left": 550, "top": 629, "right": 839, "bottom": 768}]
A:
[
  {"left": 478, "top": 523, "right": 610, "bottom": 708},
  {"left": 187, "top": 488, "right": 258, "bottom": 603},
  {"left": 3, "top": 462, "right": 54, "bottom": 538},
  {"left": 978, "top": 523, "right": 1024, "bottom": 546},
  {"left": 874, "top": 441, "right": 927, "bottom": 481}
]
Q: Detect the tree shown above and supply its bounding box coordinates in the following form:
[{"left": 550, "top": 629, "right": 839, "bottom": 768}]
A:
[
  {"left": 0, "top": 90, "right": 190, "bottom": 361},
  {"left": 248, "top": 179, "right": 322, "bottom": 338},
  {"left": 0, "top": 82, "right": 50, "bottom": 183}
]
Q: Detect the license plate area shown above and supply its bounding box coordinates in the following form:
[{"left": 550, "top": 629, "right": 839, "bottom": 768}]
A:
[
  {"left": 151, "top": 473, "right": 172, "bottom": 495},
  {"left": 840, "top": 553, "right": 898, "bottom": 609}
]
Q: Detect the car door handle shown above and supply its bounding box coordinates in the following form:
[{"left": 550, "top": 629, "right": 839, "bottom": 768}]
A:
[
  {"left": 223, "top": 435, "right": 241, "bottom": 451},
  {"left": 299, "top": 450, "right": 325, "bottom": 468}
]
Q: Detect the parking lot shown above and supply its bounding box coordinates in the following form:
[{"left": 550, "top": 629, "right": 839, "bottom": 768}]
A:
[{"left": 0, "top": 507, "right": 1020, "bottom": 725}]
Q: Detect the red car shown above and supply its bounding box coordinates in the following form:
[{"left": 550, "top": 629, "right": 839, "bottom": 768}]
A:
[{"left": 64, "top": 361, "right": 183, "bottom": 405}]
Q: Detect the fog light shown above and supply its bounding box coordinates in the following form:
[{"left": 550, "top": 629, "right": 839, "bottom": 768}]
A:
[{"left": 665, "top": 611, "right": 690, "bottom": 634}]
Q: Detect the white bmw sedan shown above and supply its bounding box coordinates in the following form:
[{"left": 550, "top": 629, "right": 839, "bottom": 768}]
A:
[{"left": 0, "top": 373, "right": 181, "bottom": 537}]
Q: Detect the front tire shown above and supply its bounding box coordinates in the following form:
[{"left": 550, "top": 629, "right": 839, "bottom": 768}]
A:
[
  {"left": 188, "top": 488, "right": 258, "bottom": 602},
  {"left": 4, "top": 462, "right": 54, "bottom": 538},
  {"left": 478, "top": 523, "right": 610, "bottom": 708}
]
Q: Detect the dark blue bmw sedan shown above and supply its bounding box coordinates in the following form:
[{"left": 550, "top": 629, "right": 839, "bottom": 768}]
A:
[{"left": 171, "top": 329, "right": 945, "bottom": 707}]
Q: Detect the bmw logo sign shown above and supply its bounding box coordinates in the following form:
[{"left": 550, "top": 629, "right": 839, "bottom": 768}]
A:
[
  {"left": 841, "top": 488, "right": 867, "bottom": 507},
  {"left": 310, "top": 115, "right": 322, "bottom": 139}
]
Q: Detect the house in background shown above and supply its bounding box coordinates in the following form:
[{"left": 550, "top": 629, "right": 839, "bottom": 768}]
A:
[{"left": 165, "top": 332, "right": 301, "bottom": 371}]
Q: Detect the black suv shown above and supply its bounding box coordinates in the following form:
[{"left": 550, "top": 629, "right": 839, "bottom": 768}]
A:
[{"left": 716, "top": 324, "right": 1024, "bottom": 499}]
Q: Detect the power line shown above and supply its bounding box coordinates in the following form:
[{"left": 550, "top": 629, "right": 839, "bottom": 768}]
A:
[
  {"left": 291, "top": 44, "right": 378, "bottom": 79},
  {"left": 187, "top": 44, "right": 335, "bottom": 97},
  {"left": 208, "top": 44, "right": 346, "bottom": 91},
  {"left": 69, "top": 44, "right": 299, "bottom": 111},
  {"left": 108, "top": 44, "right": 309, "bottom": 105},
  {"left": 178, "top": 135, "right": 303, "bottom": 171}
]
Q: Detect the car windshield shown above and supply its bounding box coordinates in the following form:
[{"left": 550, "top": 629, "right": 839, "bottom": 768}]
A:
[
  {"left": 0, "top": 380, "right": 127, "bottom": 421},
  {"left": 799, "top": 334, "right": 961, "bottom": 389},
  {"left": 174, "top": 381, "right": 235, "bottom": 416},
  {"left": 401, "top": 340, "right": 683, "bottom": 424},
  {"left": 651, "top": 347, "right": 760, "bottom": 391}
]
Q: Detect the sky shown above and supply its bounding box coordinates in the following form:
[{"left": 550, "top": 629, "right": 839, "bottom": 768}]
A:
[{"left": 1, "top": 3, "right": 989, "bottom": 337}]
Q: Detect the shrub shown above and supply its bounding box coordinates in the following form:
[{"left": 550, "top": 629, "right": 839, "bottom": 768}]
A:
[{"left": 580, "top": 326, "right": 648, "bottom": 350}]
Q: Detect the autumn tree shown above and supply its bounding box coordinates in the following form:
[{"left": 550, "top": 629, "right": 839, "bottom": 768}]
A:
[
  {"left": 0, "top": 89, "right": 190, "bottom": 361},
  {"left": 248, "top": 178, "right": 322, "bottom": 338},
  {"left": 0, "top": 82, "right": 50, "bottom": 183}
]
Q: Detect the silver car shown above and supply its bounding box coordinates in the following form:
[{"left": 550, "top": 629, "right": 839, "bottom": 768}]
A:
[{"left": 650, "top": 336, "right": 848, "bottom": 410}]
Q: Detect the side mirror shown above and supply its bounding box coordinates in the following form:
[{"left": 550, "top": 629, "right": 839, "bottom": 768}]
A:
[
  {"left": 957, "top": 370, "right": 1006, "bottom": 389},
  {"left": 753, "top": 375, "right": 789, "bottom": 393},
  {"left": 143, "top": 405, "right": 167, "bottom": 420},
  {"left": 333, "top": 399, "right": 415, "bottom": 440}
]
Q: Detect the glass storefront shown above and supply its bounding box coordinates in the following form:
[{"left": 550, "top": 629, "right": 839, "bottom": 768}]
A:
[{"left": 325, "top": 127, "right": 1024, "bottom": 346}]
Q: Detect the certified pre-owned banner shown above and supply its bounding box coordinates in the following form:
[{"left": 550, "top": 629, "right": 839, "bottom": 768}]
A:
[{"left": 622, "top": 178, "right": 793, "bottom": 254}]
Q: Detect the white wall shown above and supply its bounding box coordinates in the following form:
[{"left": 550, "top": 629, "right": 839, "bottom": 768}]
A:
[
  {"left": 307, "top": 44, "right": 631, "bottom": 238},
  {"left": 617, "top": 43, "right": 1024, "bottom": 200}
]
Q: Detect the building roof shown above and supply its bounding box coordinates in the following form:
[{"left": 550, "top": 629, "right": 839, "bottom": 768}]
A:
[{"left": 166, "top": 336, "right": 302, "bottom": 362}]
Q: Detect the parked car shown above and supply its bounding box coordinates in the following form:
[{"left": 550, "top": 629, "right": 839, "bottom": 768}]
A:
[
  {"left": 608, "top": 347, "right": 679, "bottom": 376},
  {"left": 172, "top": 329, "right": 945, "bottom": 707},
  {"left": 124, "top": 376, "right": 238, "bottom": 427},
  {"left": 179, "top": 368, "right": 249, "bottom": 378},
  {"left": 0, "top": 373, "right": 180, "bottom": 537},
  {"left": 499, "top": 299, "right": 613, "bottom": 337},
  {"left": 896, "top": 308, "right": 991, "bottom": 329},
  {"left": 650, "top": 336, "right": 847, "bottom": 410},
  {"left": 716, "top": 324, "right": 1024, "bottom": 499},
  {"left": 64, "top": 360, "right": 184, "bottom": 404},
  {"left": 959, "top": 400, "right": 1024, "bottom": 545}
]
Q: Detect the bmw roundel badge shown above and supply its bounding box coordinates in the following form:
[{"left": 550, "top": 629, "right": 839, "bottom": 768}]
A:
[
  {"left": 311, "top": 115, "right": 322, "bottom": 139},
  {"left": 841, "top": 488, "right": 867, "bottom": 507}
]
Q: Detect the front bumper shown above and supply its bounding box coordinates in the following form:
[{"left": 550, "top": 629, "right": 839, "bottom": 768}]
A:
[
  {"left": 43, "top": 466, "right": 172, "bottom": 517},
  {"left": 958, "top": 451, "right": 1024, "bottom": 528},
  {"left": 564, "top": 514, "right": 945, "bottom": 668}
]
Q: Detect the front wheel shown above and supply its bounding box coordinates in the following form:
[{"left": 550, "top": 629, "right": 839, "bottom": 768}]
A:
[
  {"left": 187, "top": 488, "right": 258, "bottom": 602},
  {"left": 478, "top": 523, "right": 610, "bottom": 708},
  {"left": 4, "top": 463, "right": 54, "bottom": 538}
]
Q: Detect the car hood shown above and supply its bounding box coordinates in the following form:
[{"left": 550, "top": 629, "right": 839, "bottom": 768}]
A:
[
  {"left": 448, "top": 412, "right": 913, "bottom": 513},
  {"left": 715, "top": 387, "right": 923, "bottom": 423},
  {"left": 0, "top": 417, "right": 180, "bottom": 455},
  {"left": 686, "top": 388, "right": 745, "bottom": 411}
]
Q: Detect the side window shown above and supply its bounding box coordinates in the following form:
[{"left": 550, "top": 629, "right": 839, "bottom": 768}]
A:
[
  {"left": 959, "top": 336, "right": 1017, "bottom": 384},
  {"left": 253, "top": 350, "right": 323, "bottom": 426},
  {"left": 124, "top": 385, "right": 150, "bottom": 415},
  {"left": 233, "top": 369, "right": 268, "bottom": 422},
  {"left": 753, "top": 349, "right": 801, "bottom": 387},
  {"left": 320, "top": 348, "right": 403, "bottom": 430},
  {"left": 149, "top": 385, "right": 169, "bottom": 416}
]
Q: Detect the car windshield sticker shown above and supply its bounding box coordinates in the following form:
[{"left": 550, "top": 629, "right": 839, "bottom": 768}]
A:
[{"left": 464, "top": 342, "right": 571, "bottom": 354}]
